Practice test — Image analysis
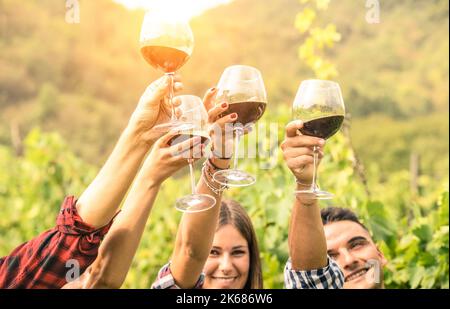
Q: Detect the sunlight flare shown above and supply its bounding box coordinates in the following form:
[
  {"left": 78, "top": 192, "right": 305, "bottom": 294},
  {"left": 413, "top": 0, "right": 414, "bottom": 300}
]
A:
[{"left": 114, "top": 0, "right": 233, "bottom": 21}]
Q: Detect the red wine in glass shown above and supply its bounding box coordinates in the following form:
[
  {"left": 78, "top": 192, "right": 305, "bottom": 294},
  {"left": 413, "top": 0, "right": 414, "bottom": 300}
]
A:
[{"left": 292, "top": 80, "right": 345, "bottom": 199}]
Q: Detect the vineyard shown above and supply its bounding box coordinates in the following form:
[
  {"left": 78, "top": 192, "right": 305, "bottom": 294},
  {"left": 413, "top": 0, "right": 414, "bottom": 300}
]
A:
[
  {"left": 0, "top": 105, "right": 448, "bottom": 288},
  {"left": 0, "top": 0, "right": 448, "bottom": 289}
]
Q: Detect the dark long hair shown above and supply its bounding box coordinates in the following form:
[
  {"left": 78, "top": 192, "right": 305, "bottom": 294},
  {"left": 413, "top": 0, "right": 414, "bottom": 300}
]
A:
[{"left": 218, "top": 199, "right": 263, "bottom": 289}]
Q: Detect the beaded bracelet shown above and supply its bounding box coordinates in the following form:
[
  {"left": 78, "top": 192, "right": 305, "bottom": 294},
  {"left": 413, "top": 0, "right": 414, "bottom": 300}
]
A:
[
  {"left": 202, "top": 167, "right": 228, "bottom": 194},
  {"left": 202, "top": 161, "right": 228, "bottom": 194}
]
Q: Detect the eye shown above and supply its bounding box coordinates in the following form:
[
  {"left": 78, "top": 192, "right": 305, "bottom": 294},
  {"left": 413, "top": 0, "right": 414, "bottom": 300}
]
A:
[
  {"left": 351, "top": 240, "right": 367, "bottom": 249},
  {"left": 328, "top": 253, "right": 339, "bottom": 260},
  {"left": 210, "top": 249, "right": 220, "bottom": 256},
  {"left": 232, "top": 250, "right": 245, "bottom": 256}
]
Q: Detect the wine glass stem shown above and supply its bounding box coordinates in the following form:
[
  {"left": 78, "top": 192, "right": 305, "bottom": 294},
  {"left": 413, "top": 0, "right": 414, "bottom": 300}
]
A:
[
  {"left": 165, "top": 72, "right": 176, "bottom": 122},
  {"left": 311, "top": 145, "right": 318, "bottom": 192},
  {"left": 233, "top": 128, "right": 242, "bottom": 170},
  {"left": 188, "top": 159, "right": 196, "bottom": 195}
]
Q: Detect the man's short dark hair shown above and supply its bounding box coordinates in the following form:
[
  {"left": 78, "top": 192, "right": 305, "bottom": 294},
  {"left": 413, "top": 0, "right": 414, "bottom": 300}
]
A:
[{"left": 320, "top": 207, "right": 368, "bottom": 231}]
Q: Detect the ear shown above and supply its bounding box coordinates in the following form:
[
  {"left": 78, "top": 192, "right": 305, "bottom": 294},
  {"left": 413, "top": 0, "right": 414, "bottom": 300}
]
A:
[{"left": 376, "top": 246, "right": 388, "bottom": 267}]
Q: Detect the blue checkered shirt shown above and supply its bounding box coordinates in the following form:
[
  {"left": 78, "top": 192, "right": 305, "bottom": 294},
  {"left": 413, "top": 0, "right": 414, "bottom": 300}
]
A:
[
  {"left": 284, "top": 257, "right": 344, "bottom": 289},
  {"left": 151, "top": 262, "right": 205, "bottom": 289}
]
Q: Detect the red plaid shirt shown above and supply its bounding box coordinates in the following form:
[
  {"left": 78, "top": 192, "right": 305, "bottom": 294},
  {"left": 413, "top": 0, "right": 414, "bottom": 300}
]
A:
[{"left": 0, "top": 196, "right": 113, "bottom": 289}]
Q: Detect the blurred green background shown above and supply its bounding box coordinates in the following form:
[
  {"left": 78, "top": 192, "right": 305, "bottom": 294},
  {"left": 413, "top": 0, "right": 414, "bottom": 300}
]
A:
[{"left": 0, "top": 0, "right": 448, "bottom": 288}]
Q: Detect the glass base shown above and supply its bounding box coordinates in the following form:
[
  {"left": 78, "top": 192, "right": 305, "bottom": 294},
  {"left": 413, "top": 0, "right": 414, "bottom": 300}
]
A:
[
  {"left": 153, "top": 121, "right": 195, "bottom": 133},
  {"left": 175, "top": 194, "right": 216, "bottom": 213},
  {"left": 213, "top": 169, "right": 256, "bottom": 187},
  {"left": 294, "top": 188, "right": 334, "bottom": 200}
]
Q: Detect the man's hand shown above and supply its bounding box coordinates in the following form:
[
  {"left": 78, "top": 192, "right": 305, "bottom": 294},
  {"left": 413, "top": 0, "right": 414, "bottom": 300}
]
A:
[{"left": 281, "top": 120, "right": 325, "bottom": 185}]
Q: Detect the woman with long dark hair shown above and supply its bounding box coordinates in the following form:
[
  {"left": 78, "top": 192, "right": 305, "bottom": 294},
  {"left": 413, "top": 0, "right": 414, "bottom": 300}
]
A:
[{"left": 152, "top": 89, "right": 263, "bottom": 289}]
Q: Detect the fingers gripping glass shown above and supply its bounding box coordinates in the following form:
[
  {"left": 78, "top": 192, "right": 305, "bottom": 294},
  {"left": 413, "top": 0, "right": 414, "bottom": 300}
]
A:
[
  {"left": 139, "top": 11, "right": 194, "bottom": 132},
  {"left": 212, "top": 65, "right": 268, "bottom": 187},
  {"left": 169, "top": 95, "right": 216, "bottom": 213},
  {"left": 292, "top": 79, "right": 345, "bottom": 199}
]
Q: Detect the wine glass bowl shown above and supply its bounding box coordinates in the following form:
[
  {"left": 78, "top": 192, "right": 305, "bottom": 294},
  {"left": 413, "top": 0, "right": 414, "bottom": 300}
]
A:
[
  {"left": 215, "top": 65, "right": 267, "bottom": 128},
  {"left": 139, "top": 10, "right": 195, "bottom": 131},
  {"left": 169, "top": 96, "right": 210, "bottom": 149},
  {"left": 169, "top": 95, "right": 216, "bottom": 213},
  {"left": 292, "top": 79, "right": 345, "bottom": 199},
  {"left": 139, "top": 11, "right": 193, "bottom": 71},
  {"left": 212, "top": 65, "right": 268, "bottom": 187}
]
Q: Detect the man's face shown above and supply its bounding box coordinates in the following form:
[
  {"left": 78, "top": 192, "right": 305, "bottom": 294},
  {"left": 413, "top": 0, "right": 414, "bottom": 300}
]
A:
[{"left": 324, "top": 220, "right": 387, "bottom": 289}]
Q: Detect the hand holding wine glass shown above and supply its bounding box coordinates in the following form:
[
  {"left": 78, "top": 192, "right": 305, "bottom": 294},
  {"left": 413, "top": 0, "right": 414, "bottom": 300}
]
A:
[
  {"left": 142, "top": 128, "right": 204, "bottom": 187},
  {"left": 129, "top": 75, "right": 183, "bottom": 144},
  {"left": 281, "top": 120, "right": 325, "bottom": 185},
  {"left": 202, "top": 88, "right": 235, "bottom": 163}
]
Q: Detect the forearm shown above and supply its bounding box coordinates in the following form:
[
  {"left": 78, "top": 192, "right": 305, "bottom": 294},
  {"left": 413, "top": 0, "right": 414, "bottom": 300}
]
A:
[
  {"left": 84, "top": 177, "right": 161, "bottom": 288},
  {"left": 184, "top": 160, "right": 228, "bottom": 256},
  {"left": 76, "top": 125, "right": 151, "bottom": 229},
  {"left": 289, "top": 184, "right": 328, "bottom": 270},
  {"left": 171, "top": 158, "right": 229, "bottom": 288}
]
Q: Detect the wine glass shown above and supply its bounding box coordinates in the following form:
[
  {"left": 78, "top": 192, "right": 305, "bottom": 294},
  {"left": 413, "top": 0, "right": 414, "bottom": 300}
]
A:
[
  {"left": 212, "top": 65, "right": 268, "bottom": 187},
  {"left": 170, "top": 95, "right": 216, "bottom": 213},
  {"left": 139, "top": 10, "right": 194, "bottom": 131},
  {"left": 292, "top": 79, "right": 345, "bottom": 199}
]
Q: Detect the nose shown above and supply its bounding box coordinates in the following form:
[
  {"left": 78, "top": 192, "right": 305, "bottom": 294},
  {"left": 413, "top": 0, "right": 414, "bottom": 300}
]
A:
[
  {"left": 339, "top": 248, "right": 359, "bottom": 271},
  {"left": 218, "top": 253, "right": 233, "bottom": 275}
]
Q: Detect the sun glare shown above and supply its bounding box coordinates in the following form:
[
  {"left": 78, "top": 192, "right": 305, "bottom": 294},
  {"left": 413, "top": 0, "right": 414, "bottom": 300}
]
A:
[{"left": 114, "top": 0, "right": 233, "bottom": 21}]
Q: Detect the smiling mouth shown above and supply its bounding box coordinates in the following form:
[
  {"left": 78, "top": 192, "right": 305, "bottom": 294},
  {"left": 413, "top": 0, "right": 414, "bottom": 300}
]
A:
[
  {"left": 345, "top": 267, "right": 370, "bottom": 282},
  {"left": 212, "top": 276, "right": 238, "bottom": 282}
]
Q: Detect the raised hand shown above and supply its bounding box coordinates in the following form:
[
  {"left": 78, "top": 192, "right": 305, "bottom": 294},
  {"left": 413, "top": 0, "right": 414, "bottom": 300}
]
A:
[
  {"left": 281, "top": 120, "right": 325, "bottom": 185},
  {"left": 129, "top": 75, "right": 183, "bottom": 144},
  {"left": 143, "top": 130, "right": 205, "bottom": 186},
  {"left": 203, "top": 88, "right": 237, "bottom": 160}
]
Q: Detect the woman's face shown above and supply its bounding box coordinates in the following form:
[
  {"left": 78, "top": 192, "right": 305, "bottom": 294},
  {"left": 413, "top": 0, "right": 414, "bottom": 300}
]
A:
[{"left": 202, "top": 224, "right": 250, "bottom": 289}]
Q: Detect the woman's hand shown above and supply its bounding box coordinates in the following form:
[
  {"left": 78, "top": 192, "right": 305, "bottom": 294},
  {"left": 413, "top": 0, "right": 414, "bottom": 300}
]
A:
[
  {"left": 143, "top": 130, "right": 205, "bottom": 186},
  {"left": 281, "top": 120, "right": 325, "bottom": 185},
  {"left": 202, "top": 88, "right": 237, "bottom": 162},
  {"left": 129, "top": 75, "right": 183, "bottom": 145}
]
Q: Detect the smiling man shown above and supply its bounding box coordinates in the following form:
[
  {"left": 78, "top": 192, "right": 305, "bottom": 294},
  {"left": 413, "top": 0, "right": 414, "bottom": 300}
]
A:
[
  {"left": 281, "top": 120, "right": 387, "bottom": 289},
  {"left": 321, "top": 207, "right": 387, "bottom": 288}
]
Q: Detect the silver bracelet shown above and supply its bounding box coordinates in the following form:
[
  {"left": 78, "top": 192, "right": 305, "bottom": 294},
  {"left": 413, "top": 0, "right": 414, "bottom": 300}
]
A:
[
  {"left": 205, "top": 161, "right": 228, "bottom": 189},
  {"left": 202, "top": 162, "right": 228, "bottom": 194},
  {"left": 202, "top": 166, "right": 227, "bottom": 194}
]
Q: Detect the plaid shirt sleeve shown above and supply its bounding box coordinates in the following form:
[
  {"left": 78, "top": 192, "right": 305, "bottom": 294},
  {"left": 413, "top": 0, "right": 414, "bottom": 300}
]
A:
[
  {"left": 151, "top": 262, "right": 205, "bottom": 289},
  {"left": 284, "top": 257, "right": 344, "bottom": 289},
  {"left": 0, "top": 196, "right": 114, "bottom": 289}
]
